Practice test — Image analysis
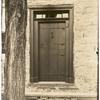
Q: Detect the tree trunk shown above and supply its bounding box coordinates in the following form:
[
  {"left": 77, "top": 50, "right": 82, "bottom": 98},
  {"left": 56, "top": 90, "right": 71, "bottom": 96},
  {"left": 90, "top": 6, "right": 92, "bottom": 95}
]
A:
[{"left": 4, "top": 0, "right": 27, "bottom": 100}]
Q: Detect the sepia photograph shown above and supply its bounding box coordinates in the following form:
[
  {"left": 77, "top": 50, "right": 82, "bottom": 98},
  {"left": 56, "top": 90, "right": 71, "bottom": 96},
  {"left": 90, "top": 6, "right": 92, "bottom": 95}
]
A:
[{"left": 1, "top": 0, "right": 98, "bottom": 100}]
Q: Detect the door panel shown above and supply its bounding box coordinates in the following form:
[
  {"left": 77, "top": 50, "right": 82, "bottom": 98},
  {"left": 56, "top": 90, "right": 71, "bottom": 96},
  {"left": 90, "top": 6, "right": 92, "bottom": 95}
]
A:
[{"left": 39, "top": 22, "right": 67, "bottom": 81}]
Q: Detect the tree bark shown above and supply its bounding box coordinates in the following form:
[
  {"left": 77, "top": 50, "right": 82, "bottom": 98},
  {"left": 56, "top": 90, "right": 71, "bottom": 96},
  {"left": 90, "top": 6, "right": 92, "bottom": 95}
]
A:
[{"left": 4, "top": 0, "right": 27, "bottom": 100}]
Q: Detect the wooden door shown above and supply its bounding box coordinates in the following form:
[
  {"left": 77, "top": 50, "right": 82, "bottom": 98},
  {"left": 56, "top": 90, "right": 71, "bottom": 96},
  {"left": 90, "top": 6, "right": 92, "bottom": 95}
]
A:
[{"left": 39, "top": 22, "right": 69, "bottom": 81}]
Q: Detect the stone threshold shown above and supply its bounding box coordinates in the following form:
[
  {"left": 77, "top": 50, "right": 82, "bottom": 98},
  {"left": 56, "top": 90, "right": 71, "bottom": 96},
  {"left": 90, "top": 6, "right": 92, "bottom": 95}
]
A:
[{"left": 27, "top": 82, "right": 78, "bottom": 90}]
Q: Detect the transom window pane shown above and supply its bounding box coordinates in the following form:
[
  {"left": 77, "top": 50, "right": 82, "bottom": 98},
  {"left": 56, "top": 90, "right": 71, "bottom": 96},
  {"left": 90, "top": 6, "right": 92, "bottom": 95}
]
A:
[
  {"left": 63, "top": 13, "right": 69, "bottom": 18},
  {"left": 34, "top": 11, "right": 69, "bottom": 19},
  {"left": 42, "top": 14, "right": 46, "bottom": 18},
  {"left": 56, "top": 14, "right": 62, "bottom": 18},
  {"left": 36, "top": 14, "right": 43, "bottom": 18}
]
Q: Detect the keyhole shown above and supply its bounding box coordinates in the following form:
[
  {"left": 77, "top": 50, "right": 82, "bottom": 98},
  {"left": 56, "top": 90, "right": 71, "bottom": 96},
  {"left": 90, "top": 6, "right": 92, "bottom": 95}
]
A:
[{"left": 51, "top": 32, "right": 54, "bottom": 39}]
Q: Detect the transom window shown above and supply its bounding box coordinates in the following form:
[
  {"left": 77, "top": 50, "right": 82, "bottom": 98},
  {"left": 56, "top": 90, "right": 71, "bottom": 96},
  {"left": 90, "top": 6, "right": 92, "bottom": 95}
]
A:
[{"left": 34, "top": 11, "right": 69, "bottom": 19}]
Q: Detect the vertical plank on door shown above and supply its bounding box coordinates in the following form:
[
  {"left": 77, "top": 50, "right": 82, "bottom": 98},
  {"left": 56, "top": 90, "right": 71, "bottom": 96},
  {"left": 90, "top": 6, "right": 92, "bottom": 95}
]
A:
[
  {"left": 39, "top": 23, "right": 50, "bottom": 81},
  {"left": 57, "top": 23, "right": 66, "bottom": 81},
  {"left": 48, "top": 23, "right": 58, "bottom": 81}
]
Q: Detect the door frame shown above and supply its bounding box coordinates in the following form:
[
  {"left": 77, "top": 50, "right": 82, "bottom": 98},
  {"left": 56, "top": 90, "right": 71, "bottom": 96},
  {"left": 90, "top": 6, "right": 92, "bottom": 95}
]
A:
[{"left": 30, "top": 5, "right": 74, "bottom": 83}]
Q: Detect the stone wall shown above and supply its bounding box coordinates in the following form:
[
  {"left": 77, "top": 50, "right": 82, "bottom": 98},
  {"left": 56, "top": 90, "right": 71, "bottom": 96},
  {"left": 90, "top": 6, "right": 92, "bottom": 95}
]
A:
[{"left": 74, "top": 0, "right": 98, "bottom": 93}]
